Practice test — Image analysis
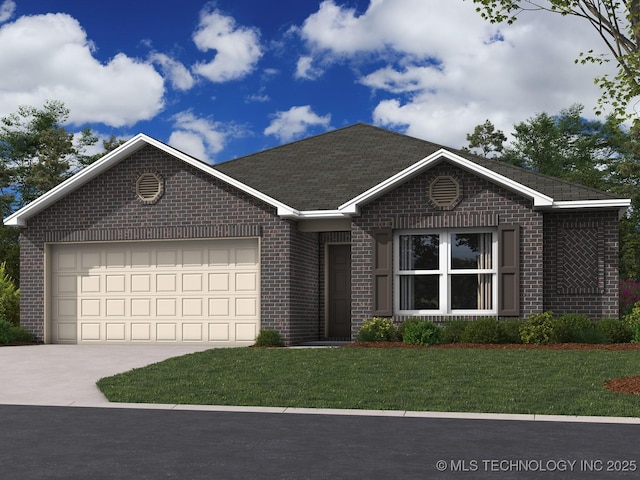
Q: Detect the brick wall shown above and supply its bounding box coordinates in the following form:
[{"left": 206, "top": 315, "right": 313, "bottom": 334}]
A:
[
  {"left": 543, "top": 211, "right": 620, "bottom": 318},
  {"left": 350, "top": 162, "right": 544, "bottom": 336},
  {"left": 19, "top": 145, "right": 304, "bottom": 344}
]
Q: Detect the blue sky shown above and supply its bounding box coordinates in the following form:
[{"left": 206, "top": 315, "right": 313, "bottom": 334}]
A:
[{"left": 0, "top": 0, "right": 618, "bottom": 163}]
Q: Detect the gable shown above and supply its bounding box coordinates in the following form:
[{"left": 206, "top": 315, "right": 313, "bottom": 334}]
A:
[{"left": 4, "top": 124, "right": 630, "bottom": 227}]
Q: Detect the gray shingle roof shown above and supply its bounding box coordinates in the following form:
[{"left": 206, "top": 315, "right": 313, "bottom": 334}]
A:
[{"left": 213, "top": 123, "right": 623, "bottom": 211}]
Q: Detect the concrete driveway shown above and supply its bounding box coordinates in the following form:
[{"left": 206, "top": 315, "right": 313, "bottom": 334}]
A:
[{"left": 0, "top": 344, "right": 211, "bottom": 406}]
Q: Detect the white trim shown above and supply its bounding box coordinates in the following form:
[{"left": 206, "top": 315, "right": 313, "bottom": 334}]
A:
[
  {"left": 394, "top": 228, "right": 498, "bottom": 316},
  {"left": 4, "top": 134, "right": 298, "bottom": 227},
  {"left": 3, "top": 137, "right": 631, "bottom": 227},
  {"left": 339, "top": 149, "right": 554, "bottom": 215}
]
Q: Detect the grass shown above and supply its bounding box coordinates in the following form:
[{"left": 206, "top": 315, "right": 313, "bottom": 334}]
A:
[{"left": 96, "top": 347, "right": 640, "bottom": 417}]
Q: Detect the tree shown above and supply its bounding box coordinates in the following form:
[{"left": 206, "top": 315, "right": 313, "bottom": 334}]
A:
[
  {"left": 0, "top": 100, "right": 100, "bottom": 208},
  {"left": 462, "top": 119, "right": 508, "bottom": 158},
  {"left": 502, "top": 104, "right": 621, "bottom": 189},
  {"left": 0, "top": 101, "right": 112, "bottom": 283},
  {"left": 467, "top": 1, "right": 640, "bottom": 118}
]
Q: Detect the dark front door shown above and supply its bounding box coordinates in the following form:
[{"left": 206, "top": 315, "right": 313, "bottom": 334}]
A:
[{"left": 328, "top": 244, "right": 351, "bottom": 339}]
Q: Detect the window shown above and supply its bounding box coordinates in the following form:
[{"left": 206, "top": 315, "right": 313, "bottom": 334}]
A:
[{"left": 395, "top": 229, "right": 497, "bottom": 314}]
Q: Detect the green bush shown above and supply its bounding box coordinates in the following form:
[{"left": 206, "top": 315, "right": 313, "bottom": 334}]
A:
[
  {"left": 254, "top": 329, "right": 284, "bottom": 347},
  {"left": 440, "top": 319, "right": 469, "bottom": 344},
  {"left": 460, "top": 318, "right": 507, "bottom": 344},
  {"left": 402, "top": 320, "right": 441, "bottom": 346},
  {"left": 596, "top": 318, "right": 633, "bottom": 343},
  {"left": 623, "top": 302, "right": 640, "bottom": 343},
  {"left": 501, "top": 319, "right": 523, "bottom": 344},
  {"left": 357, "top": 317, "right": 398, "bottom": 342},
  {"left": 0, "top": 319, "right": 31, "bottom": 345},
  {"left": 397, "top": 317, "right": 421, "bottom": 342},
  {"left": 520, "top": 312, "right": 555, "bottom": 345},
  {"left": 552, "top": 314, "right": 596, "bottom": 343},
  {"left": 0, "top": 263, "right": 19, "bottom": 327}
]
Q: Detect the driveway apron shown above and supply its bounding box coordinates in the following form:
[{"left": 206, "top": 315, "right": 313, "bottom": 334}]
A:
[{"left": 0, "top": 344, "right": 211, "bottom": 406}]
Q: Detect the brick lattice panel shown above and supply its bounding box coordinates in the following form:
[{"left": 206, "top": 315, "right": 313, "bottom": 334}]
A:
[{"left": 557, "top": 226, "right": 603, "bottom": 294}]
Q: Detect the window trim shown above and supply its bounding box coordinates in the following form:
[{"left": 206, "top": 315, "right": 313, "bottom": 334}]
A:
[{"left": 394, "top": 228, "right": 498, "bottom": 316}]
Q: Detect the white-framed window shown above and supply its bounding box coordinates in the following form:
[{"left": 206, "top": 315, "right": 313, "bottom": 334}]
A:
[{"left": 394, "top": 229, "right": 497, "bottom": 315}]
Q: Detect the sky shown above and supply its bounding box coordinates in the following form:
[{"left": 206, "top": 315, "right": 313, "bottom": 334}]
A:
[{"left": 0, "top": 0, "right": 623, "bottom": 164}]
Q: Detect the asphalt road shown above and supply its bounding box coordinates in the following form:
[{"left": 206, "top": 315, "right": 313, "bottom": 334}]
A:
[{"left": 3, "top": 405, "right": 640, "bottom": 479}]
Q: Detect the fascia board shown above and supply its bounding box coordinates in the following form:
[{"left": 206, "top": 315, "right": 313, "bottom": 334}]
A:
[
  {"left": 4, "top": 134, "right": 298, "bottom": 226},
  {"left": 4, "top": 134, "right": 150, "bottom": 227},
  {"left": 552, "top": 199, "right": 631, "bottom": 219},
  {"left": 338, "top": 149, "right": 554, "bottom": 215}
]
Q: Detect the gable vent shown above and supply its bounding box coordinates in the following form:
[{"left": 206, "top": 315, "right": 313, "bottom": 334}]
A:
[
  {"left": 429, "top": 175, "right": 460, "bottom": 208},
  {"left": 136, "top": 173, "right": 163, "bottom": 203}
]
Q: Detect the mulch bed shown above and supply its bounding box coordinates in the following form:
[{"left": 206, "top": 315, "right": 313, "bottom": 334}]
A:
[{"left": 347, "top": 342, "right": 640, "bottom": 396}]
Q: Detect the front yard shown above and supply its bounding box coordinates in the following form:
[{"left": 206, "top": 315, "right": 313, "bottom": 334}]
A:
[{"left": 97, "top": 346, "right": 640, "bottom": 417}]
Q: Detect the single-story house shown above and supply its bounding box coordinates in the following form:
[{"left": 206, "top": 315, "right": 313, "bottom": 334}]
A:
[{"left": 4, "top": 123, "right": 631, "bottom": 345}]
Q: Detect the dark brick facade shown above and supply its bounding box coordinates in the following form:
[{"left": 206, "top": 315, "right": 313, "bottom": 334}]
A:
[
  {"left": 543, "top": 211, "right": 620, "bottom": 318},
  {"left": 20, "top": 145, "right": 316, "bottom": 345},
  {"left": 18, "top": 149, "right": 622, "bottom": 344}
]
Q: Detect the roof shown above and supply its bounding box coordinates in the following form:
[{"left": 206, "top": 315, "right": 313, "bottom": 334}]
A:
[{"left": 4, "top": 123, "right": 630, "bottom": 227}]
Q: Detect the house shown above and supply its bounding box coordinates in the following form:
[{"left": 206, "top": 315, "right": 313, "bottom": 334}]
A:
[{"left": 4, "top": 124, "right": 631, "bottom": 345}]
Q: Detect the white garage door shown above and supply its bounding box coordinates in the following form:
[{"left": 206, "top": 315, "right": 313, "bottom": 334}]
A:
[{"left": 50, "top": 239, "right": 260, "bottom": 344}]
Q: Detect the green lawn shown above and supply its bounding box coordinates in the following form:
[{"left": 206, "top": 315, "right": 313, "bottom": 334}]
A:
[{"left": 96, "top": 347, "right": 640, "bottom": 417}]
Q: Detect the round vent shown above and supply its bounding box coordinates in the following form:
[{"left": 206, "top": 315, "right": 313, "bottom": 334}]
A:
[
  {"left": 136, "top": 173, "right": 163, "bottom": 203},
  {"left": 429, "top": 176, "right": 460, "bottom": 208}
]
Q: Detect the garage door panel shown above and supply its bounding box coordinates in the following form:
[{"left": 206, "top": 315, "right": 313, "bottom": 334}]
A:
[{"left": 51, "top": 239, "right": 260, "bottom": 344}]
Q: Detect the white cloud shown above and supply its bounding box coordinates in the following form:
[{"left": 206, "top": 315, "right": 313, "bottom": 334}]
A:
[
  {"left": 192, "top": 8, "right": 263, "bottom": 83},
  {"left": 298, "top": 0, "right": 621, "bottom": 148},
  {"left": 0, "top": 0, "right": 15, "bottom": 23},
  {"left": 0, "top": 13, "right": 165, "bottom": 127},
  {"left": 150, "top": 53, "right": 195, "bottom": 91},
  {"left": 295, "top": 55, "right": 324, "bottom": 80},
  {"left": 168, "top": 111, "right": 228, "bottom": 162},
  {"left": 264, "top": 105, "right": 331, "bottom": 142}
]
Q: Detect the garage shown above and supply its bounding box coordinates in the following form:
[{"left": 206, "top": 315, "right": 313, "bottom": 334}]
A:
[{"left": 49, "top": 238, "right": 260, "bottom": 345}]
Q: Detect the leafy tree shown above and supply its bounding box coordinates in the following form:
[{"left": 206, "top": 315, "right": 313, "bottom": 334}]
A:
[
  {"left": 0, "top": 100, "right": 100, "bottom": 208},
  {"left": 502, "top": 104, "right": 621, "bottom": 189},
  {"left": 0, "top": 101, "right": 118, "bottom": 283},
  {"left": 462, "top": 119, "right": 508, "bottom": 158},
  {"left": 467, "top": 1, "right": 640, "bottom": 118}
]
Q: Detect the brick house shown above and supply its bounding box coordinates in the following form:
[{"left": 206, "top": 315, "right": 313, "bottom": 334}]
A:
[{"left": 4, "top": 124, "right": 630, "bottom": 345}]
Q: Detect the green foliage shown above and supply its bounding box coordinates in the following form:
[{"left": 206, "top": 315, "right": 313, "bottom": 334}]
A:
[
  {"left": 401, "top": 319, "right": 441, "bottom": 346},
  {"left": 0, "top": 318, "right": 31, "bottom": 344},
  {"left": 357, "top": 317, "right": 397, "bottom": 342},
  {"left": 500, "top": 319, "right": 524, "bottom": 344},
  {"left": 462, "top": 119, "right": 507, "bottom": 158},
  {"left": 440, "top": 319, "right": 469, "bottom": 344},
  {"left": 596, "top": 318, "right": 633, "bottom": 344},
  {"left": 254, "top": 329, "right": 284, "bottom": 347},
  {"left": 520, "top": 312, "right": 555, "bottom": 345},
  {"left": 551, "top": 314, "right": 595, "bottom": 343},
  {"left": 467, "top": 1, "right": 640, "bottom": 121},
  {"left": 0, "top": 262, "right": 19, "bottom": 326},
  {"left": 397, "top": 317, "right": 421, "bottom": 342},
  {"left": 460, "top": 317, "right": 507, "bottom": 344},
  {"left": 623, "top": 302, "right": 640, "bottom": 343}
]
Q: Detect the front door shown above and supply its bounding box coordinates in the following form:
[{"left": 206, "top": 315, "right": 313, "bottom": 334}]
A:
[{"left": 327, "top": 244, "right": 351, "bottom": 339}]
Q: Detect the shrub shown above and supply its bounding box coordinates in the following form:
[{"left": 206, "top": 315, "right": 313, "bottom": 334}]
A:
[
  {"left": 357, "top": 317, "right": 397, "bottom": 342},
  {"left": 596, "top": 318, "right": 632, "bottom": 344},
  {"left": 620, "top": 279, "right": 640, "bottom": 316},
  {"left": 552, "top": 314, "right": 596, "bottom": 343},
  {"left": 623, "top": 302, "right": 640, "bottom": 343},
  {"left": 520, "top": 312, "right": 554, "bottom": 345},
  {"left": 0, "top": 263, "right": 19, "bottom": 327},
  {"left": 460, "top": 318, "right": 506, "bottom": 344},
  {"left": 500, "top": 319, "right": 523, "bottom": 344},
  {"left": 440, "top": 319, "right": 469, "bottom": 344},
  {"left": 397, "top": 317, "right": 422, "bottom": 342},
  {"left": 0, "top": 319, "right": 31, "bottom": 345},
  {"left": 254, "top": 329, "right": 284, "bottom": 347},
  {"left": 402, "top": 320, "right": 441, "bottom": 346}
]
